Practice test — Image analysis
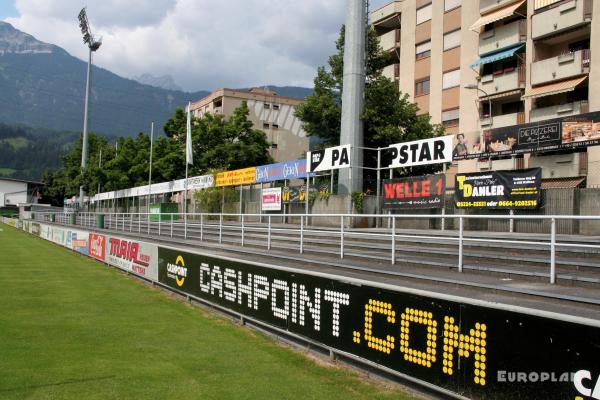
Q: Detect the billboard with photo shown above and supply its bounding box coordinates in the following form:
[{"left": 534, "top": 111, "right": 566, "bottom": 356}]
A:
[{"left": 453, "top": 111, "right": 600, "bottom": 160}]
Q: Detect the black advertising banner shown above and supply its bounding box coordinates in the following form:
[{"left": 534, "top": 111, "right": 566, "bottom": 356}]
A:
[
  {"left": 453, "top": 111, "right": 600, "bottom": 160},
  {"left": 157, "top": 246, "right": 600, "bottom": 400},
  {"left": 455, "top": 168, "right": 541, "bottom": 210},
  {"left": 382, "top": 174, "right": 445, "bottom": 209}
]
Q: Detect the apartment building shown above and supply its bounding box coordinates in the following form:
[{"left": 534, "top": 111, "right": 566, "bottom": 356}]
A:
[
  {"left": 189, "top": 88, "right": 309, "bottom": 163},
  {"left": 372, "top": 0, "right": 600, "bottom": 187}
]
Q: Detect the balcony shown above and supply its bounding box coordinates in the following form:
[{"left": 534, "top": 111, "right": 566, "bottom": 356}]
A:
[
  {"left": 531, "top": 49, "right": 590, "bottom": 86},
  {"left": 481, "top": 112, "right": 525, "bottom": 129},
  {"left": 379, "top": 29, "right": 400, "bottom": 52},
  {"left": 532, "top": 0, "right": 592, "bottom": 40},
  {"left": 479, "top": 66, "right": 526, "bottom": 96},
  {"left": 480, "top": 0, "right": 522, "bottom": 15},
  {"left": 479, "top": 20, "right": 526, "bottom": 56},
  {"left": 382, "top": 63, "right": 400, "bottom": 81},
  {"left": 530, "top": 100, "right": 589, "bottom": 122}
]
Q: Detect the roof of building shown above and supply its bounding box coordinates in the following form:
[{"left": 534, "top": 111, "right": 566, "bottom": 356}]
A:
[
  {"left": 191, "top": 87, "right": 304, "bottom": 110},
  {"left": 0, "top": 177, "right": 44, "bottom": 186}
]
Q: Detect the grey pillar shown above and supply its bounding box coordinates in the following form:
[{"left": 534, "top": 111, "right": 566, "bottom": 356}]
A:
[{"left": 338, "top": 0, "right": 366, "bottom": 195}]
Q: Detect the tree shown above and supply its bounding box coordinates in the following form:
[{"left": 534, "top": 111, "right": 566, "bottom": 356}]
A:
[
  {"left": 163, "top": 101, "right": 273, "bottom": 175},
  {"left": 294, "top": 26, "right": 445, "bottom": 183}
]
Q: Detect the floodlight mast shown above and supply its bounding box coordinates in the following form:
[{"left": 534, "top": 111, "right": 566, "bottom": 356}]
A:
[{"left": 78, "top": 7, "right": 102, "bottom": 209}]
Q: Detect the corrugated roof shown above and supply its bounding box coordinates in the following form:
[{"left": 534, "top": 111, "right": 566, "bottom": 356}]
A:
[{"left": 541, "top": 177, "right": 586, "bottom": 189}]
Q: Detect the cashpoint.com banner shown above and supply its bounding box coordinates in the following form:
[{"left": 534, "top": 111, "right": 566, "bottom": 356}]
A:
[
  {"left": 7, "top": 217, "right": 600, "bottom": 400},
  {"left": 157, "top": 246, "right": 600, "bottom": 400}
]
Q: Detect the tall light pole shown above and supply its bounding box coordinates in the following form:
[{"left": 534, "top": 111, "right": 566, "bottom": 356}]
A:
[
  {"left": 338, "top": 0, "right": 367, "bottom": 195},
  {"left": 78, "top": 7, "right": 102, "bottom": 209}
]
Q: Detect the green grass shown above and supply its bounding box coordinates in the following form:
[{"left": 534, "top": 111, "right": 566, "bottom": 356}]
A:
[
  {"left": 0, "top": 167, "right": 17, "bottom": 175},
  {"left": 0, "top": 225, "right": 418, "bottom": 400},
  {"left": 0, "top": 137, "right": 31, "bottom": 150}
]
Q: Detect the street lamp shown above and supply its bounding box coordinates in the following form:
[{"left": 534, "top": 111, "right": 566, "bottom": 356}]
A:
[
  {"left": 77, "top": 7, "right": 102, "bottom": 209},
  {"left": 464, "top": 84, "right": 492, "bottom": 127}
]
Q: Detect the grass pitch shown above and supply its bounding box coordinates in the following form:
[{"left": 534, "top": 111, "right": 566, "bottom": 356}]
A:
[{"left": 0, "top": 225, "right": 418, "bottom": 400}]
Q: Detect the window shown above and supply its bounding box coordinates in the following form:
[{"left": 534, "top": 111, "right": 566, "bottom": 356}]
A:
[
  {"left": 263, "top": 123, "right": 270, "bottom": 129},
  {"left": 444, "top": 0, "right": 461, "bottom": 12},
  {"left": 264, "top": 103, "right": 271, "bottom": 109},
  {"left": 416, "top": 3, "right": 432, "bottom": 24},
  {"left": 273, "top": 104, "right": 280, "bottom": 110},
  {"left": 443, "top": 29, "right": 461, "bottom": 51},
  {"left": 271, "top": 143, "right": 278, "bottom": 149},
  {"left": 272, "top": 123, "right": 279, "bottom": 129},
  {"left": 415, "top": 40, "right": 431, "bottom": 59},
  {"left": 415, "top": 78, "right": 430, "bottom": 96},
  {"left": 442, "top": 69, "right": 460, "bottom": 89},
  {"left": 442, "top": 108, "right": 459, "bottom": 127}
]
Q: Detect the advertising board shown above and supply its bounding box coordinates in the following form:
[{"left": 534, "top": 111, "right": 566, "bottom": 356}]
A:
[
  {"left": 256, "top": 160, "right": 311, "bottom": 183},
  {"left": 383, "top": 174, "right": 445, "bottom": 209},
  {"left": 455, "top": 168, "right": 541, "bottom": 210},
  {"left": 307, "top": 145, "right": 351, "bottom": 172},
  {"left": 157, "top": 245, "right": 600, "bottom": 400},
  {"left": 453, "top": 111, "right": 600, "bottom": 160},
  {"left": 261, "top": 187, "right": 282, "bottom": 211}
]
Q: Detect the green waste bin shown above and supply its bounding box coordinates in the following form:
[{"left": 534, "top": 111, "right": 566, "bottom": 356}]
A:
[
  {"left": 69, "top": 213, "right": 77, "bottom": 225},
  {"left": 96, "top": 214, "right": 105, "bottom": 229},
  {"left": 149, "top": 203, "right": 180, "bottom": 222},
  {"left": 50, "top": 214, "right": 55, "bottom": 222}
]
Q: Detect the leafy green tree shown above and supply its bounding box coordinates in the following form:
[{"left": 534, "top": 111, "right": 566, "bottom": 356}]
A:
[
  {"left": 294, "top": 26, "right": 445, "bottom": 182},
  {"left": 163, "top": 101, "right": 273, "bottom": 175}
]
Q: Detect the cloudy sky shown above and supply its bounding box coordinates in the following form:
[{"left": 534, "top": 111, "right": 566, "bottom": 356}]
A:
[{"left": 1, "top": 0, "right": 389, "bottom": 92}]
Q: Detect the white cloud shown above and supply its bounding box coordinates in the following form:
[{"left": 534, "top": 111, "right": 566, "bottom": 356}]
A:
[{"left": 6, "top": 0, "right": 361, "bottom": 92}]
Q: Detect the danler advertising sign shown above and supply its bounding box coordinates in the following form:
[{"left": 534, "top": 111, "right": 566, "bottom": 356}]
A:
[
  {"left": 383, "top": 174, "right": 445, "bottom": 209},
  {"left": 453, "top": 111, "right": 600, "bottom": 160},
  {"left": 156, "top": 246, "right": 600, "bottom": 400},
  {"left": 455, "top": 168, "right": 542, "bottom": 210},
  {"left": 307, "top": 144, "right": 351, "bottom": 172},
  {"left": 387, "top": 136, "right": 453, "bottom": 169}
]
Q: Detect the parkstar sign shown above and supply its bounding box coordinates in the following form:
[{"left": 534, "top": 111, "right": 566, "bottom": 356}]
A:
[{"left": 388, "top": 136, "right": 453, "bottom": 168}]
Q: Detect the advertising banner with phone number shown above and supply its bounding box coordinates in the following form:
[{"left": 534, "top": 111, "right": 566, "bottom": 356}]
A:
[{"left": 455, "top": 168, "right": 541, "bottom": 210}]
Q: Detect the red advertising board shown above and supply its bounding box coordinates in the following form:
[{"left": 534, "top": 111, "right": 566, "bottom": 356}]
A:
[{"left": 88, "top": 233, "right": 106, "bottom": 261}]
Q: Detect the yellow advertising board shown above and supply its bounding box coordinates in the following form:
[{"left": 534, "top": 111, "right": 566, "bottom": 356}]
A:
[{"left": 215, "top": 167, "right": 257, "bottom": 187}]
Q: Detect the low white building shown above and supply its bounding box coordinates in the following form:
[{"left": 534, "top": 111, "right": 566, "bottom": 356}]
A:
[{"left": 0, "top": 178, "right": 43, "bottom": 207}]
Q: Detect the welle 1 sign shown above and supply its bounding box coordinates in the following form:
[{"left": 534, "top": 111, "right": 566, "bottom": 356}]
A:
[
  {"left": 157, "top": 245, "right": 600, "bottom": 400},
  {"left": 383, "top": 174, "right": 445, "bottom": 209}
]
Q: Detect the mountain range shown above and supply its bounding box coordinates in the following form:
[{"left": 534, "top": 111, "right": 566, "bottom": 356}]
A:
[{"left": 0, "top": 21, "right": 312, "bottom": 137}]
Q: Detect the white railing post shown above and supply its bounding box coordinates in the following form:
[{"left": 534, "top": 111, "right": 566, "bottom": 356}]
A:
[
  {"left": 219, "top": 214, "right": 223, "bottom": 244},
  {"left": 550, "top": 217, "right": 556, "bottom": 284},
  {"left": 147, "top": 212, "right": 150, "bottom": 235},
  {"left": 130, "top": 212, "right": 133, "bottom": 232},
  {"left": 158, "top": 215, "right": 161, "bottom": 236},
  {"left": 391, "top": 216, "right": 396, "bottom": 265},
  {"left": 138, "top": 214, "right": 141, "bottom": 234},
  {"left": 200, "top": 214, "right": 204, "bottom": 241},
  {"left": 241, "top": 214, "right": 245, "bottom": 247},
  {"left": 458, "top": 216, "right": 464, "bottom": 273},
  {"left": 268, "top": 216, "right": 272, "bottom": 250},
  {"left": 300, "top": 215, "right": 304, "bottom": 254},
  {"left": 170, "top": 214, "right": 173, "bottom": 238},
  {"left": 340, "top": 216, "right": 344, "bottom": 259}
]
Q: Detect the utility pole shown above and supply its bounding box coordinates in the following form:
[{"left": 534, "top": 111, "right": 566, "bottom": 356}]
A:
[
  {"left": 338, "top": 0, "right": 367, "bottom": 195},
  {"left": 78, "top": 8, "right": 102, "bottom": 209}
]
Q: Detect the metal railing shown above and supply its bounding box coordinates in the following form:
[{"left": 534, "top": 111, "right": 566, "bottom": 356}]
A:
[{"left": 32, "top": 211, "right": 600, "bottom": 285}]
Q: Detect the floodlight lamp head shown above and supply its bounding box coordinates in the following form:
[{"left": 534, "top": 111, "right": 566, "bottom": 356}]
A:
[{"left": 464, "top": 84, "right": 478, "bottom": 90}]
